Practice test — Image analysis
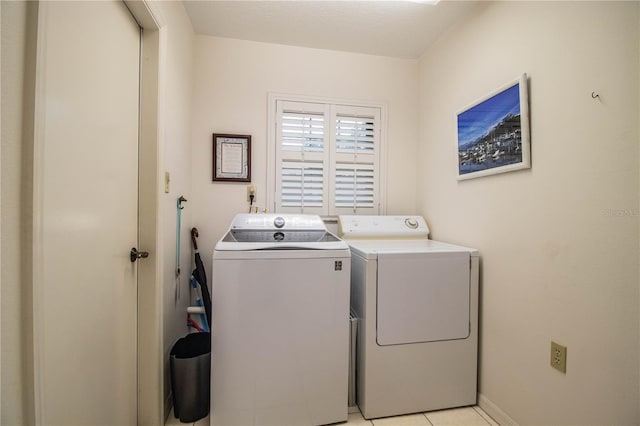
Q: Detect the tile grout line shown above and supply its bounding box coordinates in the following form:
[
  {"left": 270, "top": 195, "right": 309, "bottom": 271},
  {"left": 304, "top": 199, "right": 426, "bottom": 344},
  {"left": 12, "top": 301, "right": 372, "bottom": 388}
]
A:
[
  {"left": 422, "top": 412, "right": 435, "bottom": 425},
  {"left": 472, "top": 405, "right": 494, "bottom": 425}
]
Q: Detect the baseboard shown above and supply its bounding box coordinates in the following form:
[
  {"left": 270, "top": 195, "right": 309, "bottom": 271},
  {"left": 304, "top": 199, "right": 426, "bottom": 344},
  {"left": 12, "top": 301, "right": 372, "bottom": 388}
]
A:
[{"left": 478, "top": 393, "right": 519, "bottom": 426}]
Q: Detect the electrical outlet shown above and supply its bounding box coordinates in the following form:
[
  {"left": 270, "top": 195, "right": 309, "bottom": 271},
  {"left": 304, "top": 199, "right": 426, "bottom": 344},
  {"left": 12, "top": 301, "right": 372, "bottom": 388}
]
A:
[
  {"left": 550, "top": 341, "right": 567, "bottom": 373},
  {"left": 246, "top": 185, "right": 256, "bottom": 202}
]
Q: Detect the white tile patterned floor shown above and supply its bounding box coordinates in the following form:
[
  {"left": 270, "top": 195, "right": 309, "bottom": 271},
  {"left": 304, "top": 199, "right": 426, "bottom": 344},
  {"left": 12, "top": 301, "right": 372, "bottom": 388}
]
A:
[
  {"left": 165, "top": 409, "right": 209, "bottom": 426},
  {"left": 166, "top": 405, "right": 499, "bottom": 426}
]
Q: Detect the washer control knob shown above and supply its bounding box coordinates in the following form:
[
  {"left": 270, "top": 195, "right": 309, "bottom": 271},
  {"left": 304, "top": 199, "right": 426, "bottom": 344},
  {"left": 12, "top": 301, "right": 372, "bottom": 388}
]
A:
[
  {"left": 274, "top": 216, "right": 285, "bottom": 228},
  {"left": 405, "top": 218, "right": 419, "bottom": 229}
]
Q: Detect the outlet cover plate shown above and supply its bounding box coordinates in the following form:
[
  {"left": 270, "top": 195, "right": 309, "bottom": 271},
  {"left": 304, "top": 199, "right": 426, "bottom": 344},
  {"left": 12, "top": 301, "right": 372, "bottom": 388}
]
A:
[
  {"left": 550, "top": 341, "right": 567, "bottom": 373},
  {"left": 246, "top": 185, "right": 256, "bottom": 202}
]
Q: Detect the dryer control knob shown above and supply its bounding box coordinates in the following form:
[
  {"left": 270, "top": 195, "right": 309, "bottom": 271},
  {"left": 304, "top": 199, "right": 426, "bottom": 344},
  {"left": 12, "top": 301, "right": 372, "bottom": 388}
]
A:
[
  {"left": 405, "top": 218, "right": 419, "bottom": 229},
  {"left": 274, "top": 216, "right": 285, "bottom": 228}
]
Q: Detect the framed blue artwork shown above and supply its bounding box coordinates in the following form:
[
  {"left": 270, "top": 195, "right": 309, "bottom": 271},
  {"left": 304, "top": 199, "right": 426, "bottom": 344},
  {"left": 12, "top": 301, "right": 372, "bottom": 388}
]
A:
[{"left": 457, "top": 74, "right": 530, "bottom": 180}]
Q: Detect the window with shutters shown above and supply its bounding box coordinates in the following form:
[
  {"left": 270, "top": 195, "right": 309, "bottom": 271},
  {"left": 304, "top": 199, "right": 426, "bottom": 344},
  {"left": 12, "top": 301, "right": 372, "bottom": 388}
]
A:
[{"left": 269, "top": 96, "right": 385, "bottom": 216}]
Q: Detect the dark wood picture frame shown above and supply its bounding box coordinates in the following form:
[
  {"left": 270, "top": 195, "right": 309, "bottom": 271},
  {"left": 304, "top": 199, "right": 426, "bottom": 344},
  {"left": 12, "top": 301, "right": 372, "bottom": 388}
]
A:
[{"left": 212, "top": 133, "right": 251, "bottom": 182}]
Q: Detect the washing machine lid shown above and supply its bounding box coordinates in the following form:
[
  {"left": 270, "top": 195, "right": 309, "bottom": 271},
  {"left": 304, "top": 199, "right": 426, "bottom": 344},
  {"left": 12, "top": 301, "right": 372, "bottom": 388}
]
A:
[{"left": 215, "top": 213, "right": 349, "bottom": 251}]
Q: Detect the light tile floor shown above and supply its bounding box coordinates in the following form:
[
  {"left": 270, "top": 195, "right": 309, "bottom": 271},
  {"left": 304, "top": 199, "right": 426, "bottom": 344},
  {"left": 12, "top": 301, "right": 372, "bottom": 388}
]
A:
[
  {"left": 166, "top": 405, "right": 498, "bottom": 426},
  {"left": 166, "top": 409, "right": 209, "bottom": 426}
]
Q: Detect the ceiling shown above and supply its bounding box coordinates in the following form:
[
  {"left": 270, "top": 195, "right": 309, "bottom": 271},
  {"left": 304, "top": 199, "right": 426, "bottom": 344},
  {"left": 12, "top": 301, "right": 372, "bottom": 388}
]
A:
[{"left": 183, "top": 1, "right": 481, "bottom": 59}]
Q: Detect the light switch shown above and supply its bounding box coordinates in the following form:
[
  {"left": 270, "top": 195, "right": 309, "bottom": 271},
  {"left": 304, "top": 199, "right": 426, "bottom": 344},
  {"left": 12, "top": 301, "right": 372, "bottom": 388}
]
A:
[{"left": 164, "top": 172, "right": 170, "bottom": 193}]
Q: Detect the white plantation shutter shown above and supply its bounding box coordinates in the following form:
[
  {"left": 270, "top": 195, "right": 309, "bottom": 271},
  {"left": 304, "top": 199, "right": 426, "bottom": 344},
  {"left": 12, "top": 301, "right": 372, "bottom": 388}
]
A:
[
  {"left": 335, "top": 116, "right": 376, "bottom": 154},
  {"left": 276, "top": 101, "right": 329, "bottom": 214},
  {"left": 332, "top": 105, "right": 380, "bottom": 214},
  {"left": 274, "top": 98, "right": 382, "bottom": 216},
  {"left": 334, "top": 165, "right": 375, "bottom": 208},
  {"left": 281, "top": 112, "right": 324, "bottom": 153},
  {"left": 281, "top": 161, "right": 324, "bottom": 208}
]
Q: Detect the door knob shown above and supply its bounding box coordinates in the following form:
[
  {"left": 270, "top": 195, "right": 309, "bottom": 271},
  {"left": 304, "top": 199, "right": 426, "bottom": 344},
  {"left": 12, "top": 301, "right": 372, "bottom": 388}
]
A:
[{"left": 130, "top": 247, "right": 149, "bottom": 262}]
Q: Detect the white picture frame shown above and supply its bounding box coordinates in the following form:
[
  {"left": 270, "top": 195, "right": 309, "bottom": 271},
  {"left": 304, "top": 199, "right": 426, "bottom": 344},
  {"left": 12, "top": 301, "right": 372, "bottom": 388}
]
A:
[{"left": 457, "top": 74, "right": 531, "bottom": 180}]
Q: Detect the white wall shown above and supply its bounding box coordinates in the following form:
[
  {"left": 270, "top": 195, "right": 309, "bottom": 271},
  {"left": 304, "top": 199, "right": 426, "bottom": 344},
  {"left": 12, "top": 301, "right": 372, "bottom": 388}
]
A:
[
  {"left": 417, "top": 1, "right": 639, "bottom": 424},
  {"left": 150, "top": 0, "right": 196, "bottom": 417},
  {"left": 190, "top": 36, "right": 419, "bottom": 267}
]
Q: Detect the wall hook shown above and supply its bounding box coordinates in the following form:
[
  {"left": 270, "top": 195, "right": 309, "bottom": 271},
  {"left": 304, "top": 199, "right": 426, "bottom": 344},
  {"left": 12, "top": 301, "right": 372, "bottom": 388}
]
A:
[
  {"left": 177, "top": 195, "right": 187, "bottom": 210},
  {"left": 591, "top": 91, "right": 600, "bottom": 99}
]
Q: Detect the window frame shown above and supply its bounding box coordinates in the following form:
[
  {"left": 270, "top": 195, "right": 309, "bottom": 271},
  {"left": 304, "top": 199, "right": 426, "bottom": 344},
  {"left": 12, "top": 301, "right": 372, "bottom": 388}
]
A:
[{"left": 267, "top": 93, "right": 388, "bottom": 218}]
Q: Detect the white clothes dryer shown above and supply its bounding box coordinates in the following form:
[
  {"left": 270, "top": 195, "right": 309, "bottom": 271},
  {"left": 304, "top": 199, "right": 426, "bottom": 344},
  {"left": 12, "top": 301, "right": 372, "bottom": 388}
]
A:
[
  {"left": 211, "top": 214, "right": 351, "bottom": 426},
  {"left": 338, "top": 215, "right": 479, "bottom": 420}
]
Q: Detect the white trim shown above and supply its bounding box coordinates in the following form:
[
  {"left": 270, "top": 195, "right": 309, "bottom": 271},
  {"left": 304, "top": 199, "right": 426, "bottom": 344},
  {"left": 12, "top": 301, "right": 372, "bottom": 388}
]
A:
[
  {"left": 478, "top": 393, "right": 519, "bottom": 426},
  {"left": 269, "top": 91, "right": 387, "bottom": 110},
  {"left": 266, "top": 92, "right": 277, "bottom": 212},
  {"left": 124, "top": 0, "right": 160, "bottom": 29},
  {"left": 136, "top": 9, "right": 166, "bottom": 425},
  {"left": 131, "top": 1, "right": 166, "bottom": 424},
  {"left": 379, "top": 102, "right": 388, "bottom": 215},
  {"left": 32, "top": 2, "right": 49, "bottom": 422},
  {"left": 156, "top": 20, "right": 169, "bottom": 424},
  {"left": 0, "top": 3, "right": 2, "bottom": 419},
  {"left": 0, "top": 3, "right": 2, "bottom": 421}
]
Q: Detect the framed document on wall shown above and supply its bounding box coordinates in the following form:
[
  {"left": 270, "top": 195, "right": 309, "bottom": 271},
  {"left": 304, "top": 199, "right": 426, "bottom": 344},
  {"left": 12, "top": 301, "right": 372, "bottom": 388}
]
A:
[{"left": 212, "top": 133, "right": 251, "bottom": 182}]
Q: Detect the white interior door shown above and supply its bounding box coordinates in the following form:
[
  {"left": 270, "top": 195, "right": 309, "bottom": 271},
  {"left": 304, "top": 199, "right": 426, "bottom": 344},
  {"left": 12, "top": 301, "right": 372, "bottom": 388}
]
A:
[{"left": 34, "top": 1, "right": 140, "bottom": 424}]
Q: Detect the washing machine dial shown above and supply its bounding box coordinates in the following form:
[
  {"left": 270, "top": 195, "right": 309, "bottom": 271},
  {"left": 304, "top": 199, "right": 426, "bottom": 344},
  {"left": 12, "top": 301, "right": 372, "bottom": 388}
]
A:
[
  {"left": 274, "top": 216, "right": 285, "bottom": 228},
  {"left": 404, "top": 217, "right": 419, "bottom": 229}
]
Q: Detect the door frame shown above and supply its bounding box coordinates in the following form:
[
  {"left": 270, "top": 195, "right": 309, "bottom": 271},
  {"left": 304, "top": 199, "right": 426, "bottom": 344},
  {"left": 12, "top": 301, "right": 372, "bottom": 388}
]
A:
[
  {"left": 126, "top": 1, "right": 166, "bottom": 423},
  {"left": 126, "top": 0, "right": 167, "bottom": 423},
  {"left": 31, "top": 1, "right": 166, "bottom": 424}
]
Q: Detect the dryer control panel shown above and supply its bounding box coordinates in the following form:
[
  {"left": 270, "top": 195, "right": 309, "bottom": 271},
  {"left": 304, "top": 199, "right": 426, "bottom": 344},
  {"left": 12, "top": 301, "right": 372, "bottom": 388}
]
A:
[{"left": 338, "top": 215, "right": 430, "bottom": 239}]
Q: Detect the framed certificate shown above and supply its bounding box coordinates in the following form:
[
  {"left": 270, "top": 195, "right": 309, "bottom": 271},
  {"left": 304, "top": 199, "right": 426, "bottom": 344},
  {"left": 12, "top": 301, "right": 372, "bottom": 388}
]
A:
[{"left": 212, "top": 133, "right": 251, "bottom": 182}]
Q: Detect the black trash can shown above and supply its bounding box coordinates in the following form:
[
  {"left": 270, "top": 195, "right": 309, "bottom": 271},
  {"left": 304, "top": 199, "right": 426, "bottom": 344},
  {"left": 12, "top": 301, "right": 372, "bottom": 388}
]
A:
[{"left": 170, "top": 332, "right": 211, "bottom": 423}]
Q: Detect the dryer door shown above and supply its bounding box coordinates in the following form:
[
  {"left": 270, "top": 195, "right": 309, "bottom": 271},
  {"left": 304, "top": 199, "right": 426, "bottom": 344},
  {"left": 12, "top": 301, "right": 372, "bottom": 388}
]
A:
[{"left": 376, "top": 251, "right": 470, "bottom": 345}]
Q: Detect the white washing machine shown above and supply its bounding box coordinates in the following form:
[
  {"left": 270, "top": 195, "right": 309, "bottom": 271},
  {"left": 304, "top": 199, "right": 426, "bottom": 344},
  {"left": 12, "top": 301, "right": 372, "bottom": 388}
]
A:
[
  {"left": 338, "top": 215, "right": 479, "bottom": 420},
  {"left": 211, "top": 214, "right": 351, "bottom": 426}
]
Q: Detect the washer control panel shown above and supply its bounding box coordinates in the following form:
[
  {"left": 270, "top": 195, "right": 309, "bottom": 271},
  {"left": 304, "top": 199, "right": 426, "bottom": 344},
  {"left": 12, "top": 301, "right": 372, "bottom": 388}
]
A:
[{"left": 230, "top": 213, "right": 325, "bottom": 231}]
